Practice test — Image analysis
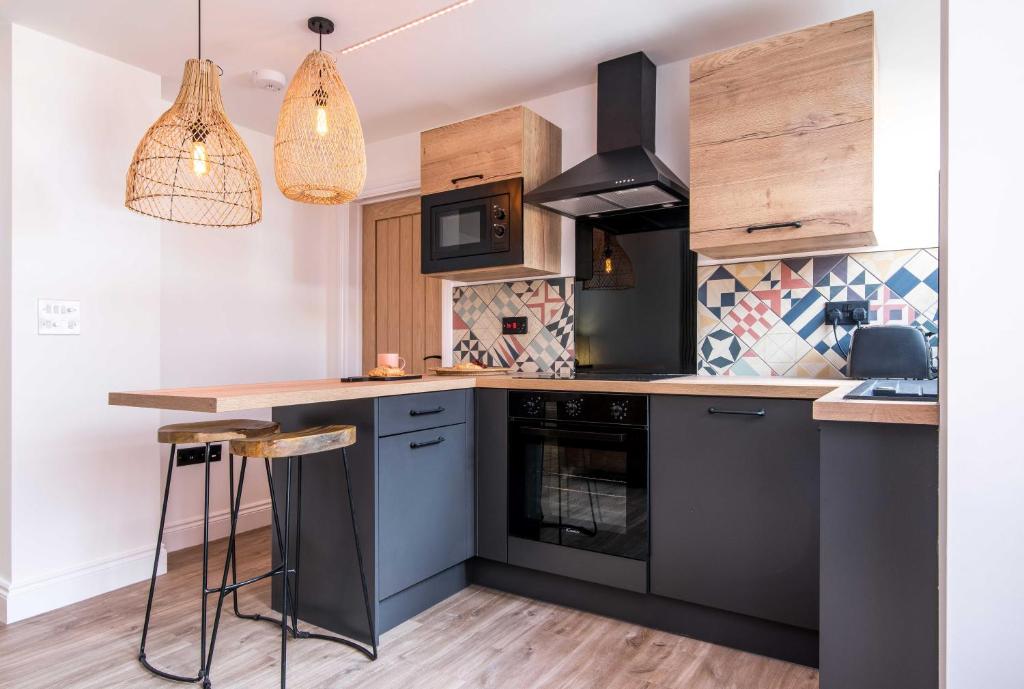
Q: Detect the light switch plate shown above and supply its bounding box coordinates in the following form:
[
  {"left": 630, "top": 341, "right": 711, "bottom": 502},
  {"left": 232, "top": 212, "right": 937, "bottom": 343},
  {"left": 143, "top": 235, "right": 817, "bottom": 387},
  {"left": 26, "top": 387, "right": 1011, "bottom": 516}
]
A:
[{"left": 38, "top": 299, "right": 81, "bottom": 335}]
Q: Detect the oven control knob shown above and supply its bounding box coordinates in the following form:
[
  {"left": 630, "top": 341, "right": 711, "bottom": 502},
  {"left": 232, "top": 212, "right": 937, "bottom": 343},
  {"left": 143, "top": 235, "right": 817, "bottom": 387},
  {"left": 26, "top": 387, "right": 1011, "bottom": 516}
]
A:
[
  {"left": 564, "top": 397, "right": 583, "bottom": 418},
  {"left": 493, "top": 224, "right": 507, "bottom": 237},
  {"left": 492, "top": 206, "right": 507, "bottom": 220},
  {"left": 522, "top": 396, "right": 543, "bottom": 416},
  {"left": 609, "top": 400, "right": 630, "bottom": 421}
]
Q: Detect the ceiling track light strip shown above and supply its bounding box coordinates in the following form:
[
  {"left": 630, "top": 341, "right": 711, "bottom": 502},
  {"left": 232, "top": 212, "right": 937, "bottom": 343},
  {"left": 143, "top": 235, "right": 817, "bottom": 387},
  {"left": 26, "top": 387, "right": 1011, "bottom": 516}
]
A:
[{"left": 335, "top": 0, "right": 477, "bottom": 55}]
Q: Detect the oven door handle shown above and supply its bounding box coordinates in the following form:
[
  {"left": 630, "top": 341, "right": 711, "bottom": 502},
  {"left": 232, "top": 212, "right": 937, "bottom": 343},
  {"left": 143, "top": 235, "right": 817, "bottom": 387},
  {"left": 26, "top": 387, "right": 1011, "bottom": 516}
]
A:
[{"left": 517, "top": 426, "right": 628, "bottom": 443}]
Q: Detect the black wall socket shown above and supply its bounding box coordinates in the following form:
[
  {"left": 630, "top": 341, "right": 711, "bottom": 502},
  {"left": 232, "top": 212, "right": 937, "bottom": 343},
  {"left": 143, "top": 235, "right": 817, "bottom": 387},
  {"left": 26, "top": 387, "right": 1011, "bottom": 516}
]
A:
[
  {"left": 502, "top": 316, "right": 528, "bottom": 335},
  {"left": 824, "top": 300, "right": 870, "bottom": 326},
  {"left": 177, "top": 443, "right": 223, "bottom": 467}
]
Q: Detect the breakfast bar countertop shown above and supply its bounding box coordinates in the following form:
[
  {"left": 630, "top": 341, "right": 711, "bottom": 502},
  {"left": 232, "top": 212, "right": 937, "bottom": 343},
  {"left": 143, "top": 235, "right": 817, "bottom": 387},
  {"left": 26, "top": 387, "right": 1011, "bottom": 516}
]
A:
[{"left": 109, "top": 374, "right": 939, "bottom": 426}]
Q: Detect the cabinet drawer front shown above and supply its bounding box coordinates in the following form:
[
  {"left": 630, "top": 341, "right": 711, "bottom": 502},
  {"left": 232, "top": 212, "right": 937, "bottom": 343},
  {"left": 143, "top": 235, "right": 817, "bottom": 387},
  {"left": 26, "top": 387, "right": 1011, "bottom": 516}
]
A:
[
  {"left": 378, "top": 390, "right": 467, "bottom": 437},
  {"left": 421, "top": 107, "right": 523, "bottom": 196},
  {"left": 378, "top": 424, "right": 473, "bottom": 599},
  {"left": 650, "top": 396, "right": 820, "bottom": 630}
]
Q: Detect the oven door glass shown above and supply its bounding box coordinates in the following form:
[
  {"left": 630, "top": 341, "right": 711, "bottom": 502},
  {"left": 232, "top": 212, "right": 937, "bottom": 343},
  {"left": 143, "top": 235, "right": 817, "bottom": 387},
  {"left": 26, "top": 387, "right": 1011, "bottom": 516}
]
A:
[
  {"left": 431, "top": 198, "right": 490, "bottom": 259},
  {"left": 509, "top": 422, "right": 648, "bottom": 560}
]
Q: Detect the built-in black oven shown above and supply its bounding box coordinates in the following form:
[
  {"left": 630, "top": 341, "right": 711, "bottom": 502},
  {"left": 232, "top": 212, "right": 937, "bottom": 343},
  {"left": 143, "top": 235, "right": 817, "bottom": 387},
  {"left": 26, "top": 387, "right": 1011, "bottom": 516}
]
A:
[
  {"left": 420, "top": 178, "right": 523, "bottom": 274},
  {"left": 508, "top": 391, "right": 649, "bottom": 585}
]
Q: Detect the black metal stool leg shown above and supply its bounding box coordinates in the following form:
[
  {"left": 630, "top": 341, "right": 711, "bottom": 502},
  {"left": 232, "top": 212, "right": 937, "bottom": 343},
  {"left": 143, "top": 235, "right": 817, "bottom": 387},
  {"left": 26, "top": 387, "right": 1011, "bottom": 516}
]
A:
[
  {"left": 228, "top": 453, "right": 242, "bottom": 618},
  {"left": 138, "top": 444, "right": 203, "bottom": 683},
  {"left": 204, "top": 456, "right": 249, "bottom": 687},
  {"left": 280, "top": 456, "right": 294, "bottom": 689},
  {"left": 199, "top": 442, "right": 213, "bottom": 681},
  {"left": 342, "top": 447, "right": 378, "bottom": 660},
  {"left": 291, "top": 456, "right": 303, "bottom": 637}
]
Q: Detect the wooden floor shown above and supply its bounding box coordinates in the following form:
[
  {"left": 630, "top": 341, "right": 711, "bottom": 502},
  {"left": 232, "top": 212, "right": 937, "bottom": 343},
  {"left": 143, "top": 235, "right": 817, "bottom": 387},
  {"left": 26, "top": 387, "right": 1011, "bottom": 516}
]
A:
[{"left": 0, "top": 528, "right": 818, "bottom": 689}]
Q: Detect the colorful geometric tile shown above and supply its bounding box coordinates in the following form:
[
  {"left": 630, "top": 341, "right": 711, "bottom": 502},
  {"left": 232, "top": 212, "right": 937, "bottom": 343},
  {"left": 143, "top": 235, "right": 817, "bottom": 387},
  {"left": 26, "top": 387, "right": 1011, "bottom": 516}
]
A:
[
  {"left": 699, "top": 327, "right": 747, "bottom": 373},
  {"left": 546, "top": 302, "right": 574, "bottom": 349},
  {"left": 728, "top": 261, "right": 779, "bottom": 290},
  {"left": 925, "top": 247, "right": 939, "bottom": 259},
  {"left": 697, "top": 361, "right": 719, "bottom": 376},
  {"left": 751, "top": 321, "right": 812, "bottom": 375},
  {"left": 815, "top": 256, "right": 882, "bottom": 301},
  {"left": 552, "top": 350, "right": 575, "bottom": 378},
  {"left": 698, "top": 266, "right": 748, "bottom": 319},
  {"left": 726, "top": 351, "right": 776, "bottom": 377},
  {"left": 524, "top": 280, "right": 567, "bottom": 323},
  {"left": 752, "top": 260, "right": 813, "bottom": 318},
  {"left": 452, "top": 286, "right": 465, "bottom": 302},
  {"left": 452, "top": 312, "right": 469, "bottom": 330},
  {"left": 850, "top": 249, "right": 918, "bottom": 283},
  {"left": 791, "top": 254, "right": 844, "bottom": 287},
  {"left": 488, "top": 334, "right": 528, "bottom": 368},
  {"left": 509, "top": 281, "right": 534, "bottom": 300},
  {"left": 782, "top": 289, "right": 828, "bottom": 340},
  {"left": 469, "top": 308, "right": 502, "bottom": 349},
  {"left": 869, "top": 286, "right": 918, "bottom": 326},
  {"left": 453, "top": 289, "right": 488, "bottom": 325},
  {"left": 487, "top": 284, "right": 524, "bottom": 318},
  {"left": 518, "top": 325, "right": 563, "bottom": 372},
  {"left": 721, "top": 293, "right": 779, "bottom": 347},
  {"left": 886, "top": 250, "right": 939, "bottom": 317},
  {"left": 804, "top": 320, "right": 856, "bottom": 373},
  {"left": 697, "top": 265, "right": 716, "bottom": 287},
  {"left": 564, "top": 279, "right": 575, "bottom": 309},
  {"left": 697, "top": 302, "right": 721, "bottom": 342},
  {"left": 787, "top": 349, "right": 844, "bottom": 379},
  {"left": 453, "top": 331, "right": 484, "bottom": 363}
]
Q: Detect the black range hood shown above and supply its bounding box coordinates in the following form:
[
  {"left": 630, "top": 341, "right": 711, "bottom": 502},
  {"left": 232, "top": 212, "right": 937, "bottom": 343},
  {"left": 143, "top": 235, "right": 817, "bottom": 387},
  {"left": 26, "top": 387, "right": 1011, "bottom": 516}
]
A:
[{"left": 524, "top": 52, "right": 689, "bottom": 234}]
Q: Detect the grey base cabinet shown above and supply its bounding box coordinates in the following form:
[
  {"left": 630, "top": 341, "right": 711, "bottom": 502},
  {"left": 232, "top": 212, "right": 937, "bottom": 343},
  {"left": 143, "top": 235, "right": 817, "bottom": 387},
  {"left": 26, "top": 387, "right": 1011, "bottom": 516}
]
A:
[
  {"left": 475, "top": 389, "right": 508, "bottom": 562},
  {"left": 820, "top": 421, "right": 938, "bottom": 689},
  {"left": 650, "top": 396, "right": 820, "bottom": 631}
]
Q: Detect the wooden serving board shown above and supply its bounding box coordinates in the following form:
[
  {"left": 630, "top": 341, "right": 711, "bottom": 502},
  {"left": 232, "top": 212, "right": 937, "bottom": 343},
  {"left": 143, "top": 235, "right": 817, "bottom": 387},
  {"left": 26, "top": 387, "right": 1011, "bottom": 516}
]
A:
[
  {"left": 341, "top": 374, "right": 424, "bottom": 382},
  {"left": 430, "top": 367, "right": 511, "bottom": 377}
]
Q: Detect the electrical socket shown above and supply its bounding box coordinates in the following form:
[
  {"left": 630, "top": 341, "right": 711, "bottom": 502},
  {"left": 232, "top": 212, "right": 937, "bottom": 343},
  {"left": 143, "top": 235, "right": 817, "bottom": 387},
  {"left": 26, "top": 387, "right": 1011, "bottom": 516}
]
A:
[
  {"left": 176, "top": 444, "right": 223, "bottom": 467},
  {"left": 824, "top": 300, "right": 870, "bottom": 326}
]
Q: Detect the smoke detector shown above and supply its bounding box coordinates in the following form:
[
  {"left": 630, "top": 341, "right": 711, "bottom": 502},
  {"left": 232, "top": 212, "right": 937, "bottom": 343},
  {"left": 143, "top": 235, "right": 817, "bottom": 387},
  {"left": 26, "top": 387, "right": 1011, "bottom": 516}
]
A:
[{"left": 250, "top": 69, "right": 286, "bottom": 92}]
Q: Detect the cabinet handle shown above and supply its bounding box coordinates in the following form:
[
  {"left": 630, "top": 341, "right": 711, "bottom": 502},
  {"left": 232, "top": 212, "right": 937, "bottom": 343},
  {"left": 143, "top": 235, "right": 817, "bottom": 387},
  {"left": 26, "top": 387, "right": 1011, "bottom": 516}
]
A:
[
  {"left": 410, "top": 437, "right": 446, "bottom": 449},
  {"left": 746, "top": 221, "right": 802, "bottom": 234},
  {"left": 708, "top": 407, "right": 767, "bottom": 417},
  {"left": 451, "top": 174, "right": 484, "bottom": 185},
  {"left": 409, "top": 406, "right": 445, "bottom": 417}
]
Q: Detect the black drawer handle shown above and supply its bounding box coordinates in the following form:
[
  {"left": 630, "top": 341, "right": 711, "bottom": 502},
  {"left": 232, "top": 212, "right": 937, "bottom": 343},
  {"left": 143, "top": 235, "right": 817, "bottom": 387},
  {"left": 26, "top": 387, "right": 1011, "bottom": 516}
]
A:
[
  {"left": 410, "top": 437, "right": 445, "bottom": 449},
  {"left": 451, "top": 174, "right": 484, "bottom": 185},
  {"left": 708, "top": 407, "right": 767, "bottom": 417},
  {"left": 409, "top": 406, "right": 445, "bottom": 417},
  {"left": 747, "top": 221, "right": 802, "bottom": 234}
]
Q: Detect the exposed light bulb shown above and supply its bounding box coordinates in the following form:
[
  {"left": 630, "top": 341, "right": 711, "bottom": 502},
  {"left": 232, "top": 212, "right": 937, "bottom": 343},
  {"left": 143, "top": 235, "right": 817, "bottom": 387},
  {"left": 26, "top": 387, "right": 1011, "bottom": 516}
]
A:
[
  {"left": 604, "top": 256, "right": 613, "bottom": 274},
  {"left": 191, "top": 140, "right": 208, "bottom": 176},
  {"left": 316, "top": 106, "right": 329, "bottom": 136}
]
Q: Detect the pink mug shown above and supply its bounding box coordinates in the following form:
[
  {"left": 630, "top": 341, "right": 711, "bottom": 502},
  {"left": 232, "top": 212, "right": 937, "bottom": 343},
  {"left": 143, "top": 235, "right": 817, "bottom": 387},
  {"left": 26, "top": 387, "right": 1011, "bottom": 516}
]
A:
[{"left": 376, "top": 353, "right": 406, "bottom": 370}]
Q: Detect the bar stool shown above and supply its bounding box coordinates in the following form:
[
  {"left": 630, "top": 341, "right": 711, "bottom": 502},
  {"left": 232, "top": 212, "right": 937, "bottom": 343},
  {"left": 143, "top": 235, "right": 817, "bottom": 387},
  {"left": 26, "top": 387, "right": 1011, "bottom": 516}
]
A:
[
  {"left": 204, "top": 425, "right": 377, "bottom": 689},
  {"left": 140, "top": 419, "right": 280, "bottom": 684}
]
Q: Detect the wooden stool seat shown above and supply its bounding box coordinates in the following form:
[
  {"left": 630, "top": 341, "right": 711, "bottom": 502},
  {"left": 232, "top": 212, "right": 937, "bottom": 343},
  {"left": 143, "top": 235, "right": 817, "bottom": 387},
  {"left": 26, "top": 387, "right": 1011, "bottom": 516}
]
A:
[
  {"left": 229, "top": 425, "right": 356, "bottom": 459},
  {"left": 157, "top": 419, "right": 280, "bottom": 444}
]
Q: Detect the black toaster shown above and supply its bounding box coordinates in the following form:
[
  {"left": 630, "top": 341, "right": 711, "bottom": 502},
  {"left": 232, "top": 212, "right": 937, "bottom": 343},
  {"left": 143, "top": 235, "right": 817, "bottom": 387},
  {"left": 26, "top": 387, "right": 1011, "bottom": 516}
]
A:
[{"left": 847, "top": 325, "right": 932, "bottom": 379}]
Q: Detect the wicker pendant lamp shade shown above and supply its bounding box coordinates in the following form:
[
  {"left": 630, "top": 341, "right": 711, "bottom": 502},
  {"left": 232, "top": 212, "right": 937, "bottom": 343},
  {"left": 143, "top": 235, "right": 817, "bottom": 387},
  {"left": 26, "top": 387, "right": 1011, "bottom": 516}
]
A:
[
  {"left": 274, "top": 49, "right": 366, "bottom": 204},
  {"left": 125, "top": 58, "right": 263, "bottom": 227}
]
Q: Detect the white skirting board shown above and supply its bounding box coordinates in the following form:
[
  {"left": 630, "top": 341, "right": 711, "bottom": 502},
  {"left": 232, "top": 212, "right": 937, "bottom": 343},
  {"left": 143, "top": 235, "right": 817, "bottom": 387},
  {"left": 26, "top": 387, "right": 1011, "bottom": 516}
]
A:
[
  {"left": 161, "top": 499, "right": 272, "bottom": 553},
  {"left": 0, "top": 545, "right": 167, "bottom": 625}
]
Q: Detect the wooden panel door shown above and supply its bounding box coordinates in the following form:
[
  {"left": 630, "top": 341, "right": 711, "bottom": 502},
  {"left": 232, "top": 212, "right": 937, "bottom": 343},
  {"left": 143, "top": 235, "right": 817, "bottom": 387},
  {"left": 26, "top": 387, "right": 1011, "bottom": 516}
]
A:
[
  {"left": 362, "top": 196, "right": 441, "bottom": 374},
  {"left": 689, "top": 12, "right": 875, "bottom": 258}
]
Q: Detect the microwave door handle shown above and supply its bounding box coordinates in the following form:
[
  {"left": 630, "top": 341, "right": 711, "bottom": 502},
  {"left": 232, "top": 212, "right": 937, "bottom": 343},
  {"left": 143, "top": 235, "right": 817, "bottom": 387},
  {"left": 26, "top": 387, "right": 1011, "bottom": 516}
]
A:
[{"left": 517, "top": 427, "right": 628, "bottom": 443}]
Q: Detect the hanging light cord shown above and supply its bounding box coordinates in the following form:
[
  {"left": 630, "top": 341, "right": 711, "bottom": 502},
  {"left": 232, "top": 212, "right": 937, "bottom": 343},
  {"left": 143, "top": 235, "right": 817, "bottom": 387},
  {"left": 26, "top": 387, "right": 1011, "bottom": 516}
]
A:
[
  {"left": 197, "top": 0, "right": 201, "bottom": 60},
  {"left": 335, "top": 0, "right": 476, "bottom": 55}
]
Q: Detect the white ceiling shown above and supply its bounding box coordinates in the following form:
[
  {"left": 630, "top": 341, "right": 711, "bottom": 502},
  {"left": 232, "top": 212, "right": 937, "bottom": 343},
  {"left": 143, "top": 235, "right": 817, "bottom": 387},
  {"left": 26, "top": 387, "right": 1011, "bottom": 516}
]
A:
[{"left": 1, "top": 0, "right": 875, "bottom": 141}]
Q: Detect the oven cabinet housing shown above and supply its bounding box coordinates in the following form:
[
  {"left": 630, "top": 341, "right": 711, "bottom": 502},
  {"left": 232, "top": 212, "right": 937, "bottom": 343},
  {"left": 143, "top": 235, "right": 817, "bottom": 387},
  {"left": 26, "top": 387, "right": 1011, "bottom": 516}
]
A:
[
  {"left": 377, "top": 391, "right": 474, "bottom": 600},
  {"left": 420, "top": 105, "right": 563, "bottom": 281},
  {"left": 688, "top": 12, "right": 875, "bottom": 259},
  {"left": 475, "top": 389, "right": 509, "bottom": 563},
  {"left": 649, "top": 396, "right": 820, "bottom": 630}
]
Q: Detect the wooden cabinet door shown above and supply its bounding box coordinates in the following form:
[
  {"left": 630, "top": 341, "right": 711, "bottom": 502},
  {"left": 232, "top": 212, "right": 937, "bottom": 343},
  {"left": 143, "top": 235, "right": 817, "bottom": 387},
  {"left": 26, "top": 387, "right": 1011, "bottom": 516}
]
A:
[
  {"left": 420, "top": 107, "right": 524, "bottom": 196},
  {"left": 362, "top": 196, "right": 441, "bottom": 374},
  {"left": 689, "top": 12, "right": 875, "bottom": 258},
  {"left": 650, "top": 396, "right": 820, "bottom": 630}
]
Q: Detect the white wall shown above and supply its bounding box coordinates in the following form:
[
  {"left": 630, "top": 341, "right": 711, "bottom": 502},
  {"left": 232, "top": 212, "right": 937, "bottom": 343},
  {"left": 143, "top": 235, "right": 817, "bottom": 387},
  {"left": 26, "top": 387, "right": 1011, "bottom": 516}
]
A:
[
  {"left": 0, "top": 22, "right": 13, "bottom": 618},
  {"left": 158, "top": 125, "right": 335, "bottom": 552},
  {"left": 942, "top": 1, "right": 1024, "bottom": 686},
  {"left": 2, "top": 25, "right": 164, "bottom": 623},
  {"left": 340, "top": 0, "right": 940, "bottom": 367}
]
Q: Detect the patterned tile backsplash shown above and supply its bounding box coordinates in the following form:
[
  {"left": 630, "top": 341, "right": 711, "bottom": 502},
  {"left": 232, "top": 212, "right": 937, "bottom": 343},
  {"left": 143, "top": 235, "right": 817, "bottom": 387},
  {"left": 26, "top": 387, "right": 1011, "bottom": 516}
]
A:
[
  {"left": 451, "top": 248, "right": 939, "bottom": 379},
  {"left": 453, "top": 278, "right": 575, "bottom": 376}
]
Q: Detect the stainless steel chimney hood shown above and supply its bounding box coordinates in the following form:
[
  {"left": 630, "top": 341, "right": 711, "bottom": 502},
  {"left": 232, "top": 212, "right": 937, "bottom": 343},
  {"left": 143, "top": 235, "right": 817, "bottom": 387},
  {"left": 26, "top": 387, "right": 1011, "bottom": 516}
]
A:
[{"left": 524, "top": 52, "right": 689, "bottom": 234}]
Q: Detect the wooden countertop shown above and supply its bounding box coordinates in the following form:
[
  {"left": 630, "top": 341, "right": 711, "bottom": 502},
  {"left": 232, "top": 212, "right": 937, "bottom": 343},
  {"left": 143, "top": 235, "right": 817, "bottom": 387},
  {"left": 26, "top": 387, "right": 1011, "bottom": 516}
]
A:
[{"left": 109, "top": 374, "right": 938, "bottom": 425}]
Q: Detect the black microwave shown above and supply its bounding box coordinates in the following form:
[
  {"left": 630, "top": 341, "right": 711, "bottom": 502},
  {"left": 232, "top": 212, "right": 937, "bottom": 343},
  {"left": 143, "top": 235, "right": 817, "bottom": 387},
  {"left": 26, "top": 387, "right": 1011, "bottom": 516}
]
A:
[{"left": 420, "top": 178, "right": 523, "bottom": 274}]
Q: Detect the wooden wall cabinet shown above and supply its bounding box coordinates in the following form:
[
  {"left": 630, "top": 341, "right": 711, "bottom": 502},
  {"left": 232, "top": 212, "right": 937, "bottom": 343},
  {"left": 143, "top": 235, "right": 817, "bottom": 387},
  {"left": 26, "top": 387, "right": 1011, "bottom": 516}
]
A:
[
  {"left": 420, "top": 106, "right": 562, "bottom": 281},
  {"left": 689, "top": 12, "right": 876, "bottom": 259}
]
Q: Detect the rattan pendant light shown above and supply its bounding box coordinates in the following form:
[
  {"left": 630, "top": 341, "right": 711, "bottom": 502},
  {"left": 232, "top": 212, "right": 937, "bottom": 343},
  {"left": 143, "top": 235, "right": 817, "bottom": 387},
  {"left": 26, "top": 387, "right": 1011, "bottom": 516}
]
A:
[
  {"left": 125, "top": 1, "right": 262, "bottom": 227},
  {"left": 274, "top": 17, "right": 366, "bottom": 205}
]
